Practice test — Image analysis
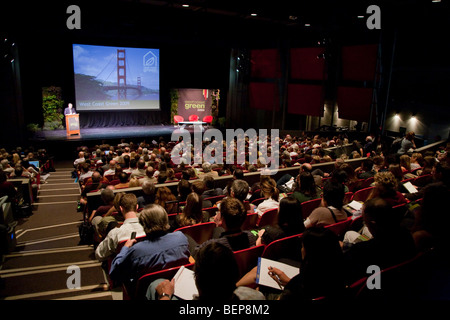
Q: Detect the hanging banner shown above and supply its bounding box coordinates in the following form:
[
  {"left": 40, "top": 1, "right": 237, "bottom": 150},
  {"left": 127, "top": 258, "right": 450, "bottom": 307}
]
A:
[{"left": 177, "top": 88, "right": 213, "bottom": 121}]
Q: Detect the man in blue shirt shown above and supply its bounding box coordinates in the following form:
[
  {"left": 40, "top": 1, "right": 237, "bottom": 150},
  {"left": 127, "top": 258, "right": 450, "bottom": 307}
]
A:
[{"left": 109, "top": 204, "right": 190, "bottom": 294}]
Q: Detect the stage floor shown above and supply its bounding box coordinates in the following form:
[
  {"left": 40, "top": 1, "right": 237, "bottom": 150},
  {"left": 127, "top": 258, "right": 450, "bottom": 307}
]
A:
[{"left": 30, "top": 125, "right": 196, "bottom": 142}]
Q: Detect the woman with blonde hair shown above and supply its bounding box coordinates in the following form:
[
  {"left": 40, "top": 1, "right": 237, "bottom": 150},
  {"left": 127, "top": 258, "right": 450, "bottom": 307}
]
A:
[
  {"left": 399, "top": 154, "right": 411, "bottom": 173},
  {"left": 367, "top": 171, "right": 407, "bottom": 207},
  {"left": 255, "top": 178, "right": 279, "bottom": 217}
]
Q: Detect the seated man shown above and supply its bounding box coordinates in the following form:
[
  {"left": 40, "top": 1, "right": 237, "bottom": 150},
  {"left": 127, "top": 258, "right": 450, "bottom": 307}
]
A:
[
  {"left": 137, "top": 180, "right": 156, "bottom": 209},
  {"left": 343, "top": 197, "right": 417, "bottom": 284},
  {"left": 95, "top": 193, "right": 146, "bottom": 262},
  {"left": 304, "top": 179, "right": 348, "bottom": 229},
  {"left": 89, "top": 188, "right": 115, "bottom": 226},
  {"left": 130, "top": 159, "right": 146, "bottom": 179},
  {"left": 202, "top": 176, "right": 223, "bottom": 198},
  {"left": 109, "top": 204, "right": 190, "bottom": 292},
  {"left": 113, "top": 172, "right": 130, "bottom": 189},
  {"left": 191, "top": 197, "right": 257, "bottom": 258}
]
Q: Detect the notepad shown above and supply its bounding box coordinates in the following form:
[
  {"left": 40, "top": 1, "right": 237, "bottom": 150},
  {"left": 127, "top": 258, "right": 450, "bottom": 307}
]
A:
[
  {"left": 348, "top": 200, "right": 363, "bottom": 211},
  {"left": 403, "top": 181, "right": 418, "bottom": 193},
  {"left": 256, "top": 257, "right": 300, "bottom": 290},
  {"left": 172, "top": 266, "right": 199, "bottom": 300}
]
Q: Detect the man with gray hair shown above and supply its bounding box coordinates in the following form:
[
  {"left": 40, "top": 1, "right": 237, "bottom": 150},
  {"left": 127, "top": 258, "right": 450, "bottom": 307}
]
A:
[
  {"left": 199, "top": 161, "right": 218, "bottom": 180},
  {"left": 1, "top": 159, "right": 13, "bottom": 175}
]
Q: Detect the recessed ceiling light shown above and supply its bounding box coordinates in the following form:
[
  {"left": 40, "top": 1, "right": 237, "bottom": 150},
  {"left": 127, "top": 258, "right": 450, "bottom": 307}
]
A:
[
  {"left": 250, "top": 13, "right": 258, "bottom": 17},
  {"left": 304, "top": 23, "right": 311, "bottom": 27},
  {"left": 182, "top": 4, "right": 190, "bottom": 7},
  {"left": 432, "top": 0, "right": 441, "bottom": 3},
  {"left": 357, "top": 15, "right": 364, "bottom": 19}
]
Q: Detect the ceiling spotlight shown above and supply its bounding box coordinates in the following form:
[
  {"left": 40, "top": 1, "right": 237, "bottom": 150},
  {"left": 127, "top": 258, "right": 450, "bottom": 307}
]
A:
[
  {"left": 304, "top": 23, "right": 311, "bottom": 27},
  {"left": 357, "top": 15, "right": 364, "bottom": 19},
  {"left": 182, "top": 4, "right": 190, "bottom": 7},
  {"left": 250, "top": 13, "right": 258, "bottom": 17},
  {"left": 411, "top": 116, "right": 417, "bottom": 121},
  {"left": 394, "top": 114, "right": 400, "bottom": 119},
  {"left": 432, "top": 0, "right": 441, "bottom": 3}
]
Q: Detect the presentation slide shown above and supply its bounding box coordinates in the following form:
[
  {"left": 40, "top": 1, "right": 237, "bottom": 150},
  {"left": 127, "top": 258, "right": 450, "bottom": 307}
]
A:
[{"left": 72, "top": 44, "right": 160, "bottom": 111}]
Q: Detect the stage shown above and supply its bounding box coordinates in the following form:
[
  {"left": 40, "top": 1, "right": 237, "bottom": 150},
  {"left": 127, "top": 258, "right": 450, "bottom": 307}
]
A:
[{"left": 31, "top": 125, "right": 187, "bottom": 142}]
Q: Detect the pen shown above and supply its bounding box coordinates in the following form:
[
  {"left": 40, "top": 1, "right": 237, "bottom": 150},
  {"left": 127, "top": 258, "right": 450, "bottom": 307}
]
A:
[{"left": 269, "top": 268, "right": 283, "bottom": 290}]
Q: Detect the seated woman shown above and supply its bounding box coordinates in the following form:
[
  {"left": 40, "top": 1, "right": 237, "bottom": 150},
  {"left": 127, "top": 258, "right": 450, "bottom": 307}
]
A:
[
  {"left": 266, "top": 227, "right": 346, "bottom": 301},
  {"left": 366, "top": 171, "right": 407, "bottom": 207},
  {"left": 292, "top": 171, "right": 321, "bottom": 204},
  {"left": 172, "top": 192, "right": 209, "bottom": 230},
  {"left": 256, "top": 196, "right": 305, "bottom": 246},
  {"left": 410, "top": 152, "right": 423, "bottom": 171},
  {"left": 255, "top": 178, "right": 279, "bottom": 217},
  {"left": 304, "top": 180, "right": 347, "bottom": 229},
  {"left": 154, "top": 186, "right": 177, "bottom": 214}
]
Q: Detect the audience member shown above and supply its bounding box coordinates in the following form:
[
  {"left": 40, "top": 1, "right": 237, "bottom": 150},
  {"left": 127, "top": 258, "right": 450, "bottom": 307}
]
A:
[
  {"left": 173, "top": 192, "right": 209, "bottom": 229},
  {"left": 192, "top": 197, "right": 257, "bottom": 257},
  {"left": 343, "top": 197, "right": 417, "bottom": 283},
  {"left": 304, "top": 180, "right": 347, "bottom": 228},
  {"left": 95, "top": 193, "right": 145, "bottom": 261},
  {"left": 367, "top": 171, "right": 407, "bottom": 207},
  {"left": 109, "top": 204, "right": 190, "bottom": 292},
  {"left": 255, "top": 178, "right": 279, "bottom": 217},
  {"left": 268, "top": 227, "right": 346, "bottom": 301},
  {"left": 292, "top": 171, "right": 321, "bottom": 204},
  {"left": 137, "top": 180, "right": 156, "bottom": 209},
  {"left": 149, "top": 242, "right": 264, "bottom": 300},
  {"left": 154, "top": 186, "right": 177, "bottom": 214},
  {"left": 256, "top": 196, "right": 305, "bottom": 246},
  {"left": 397, "top": 131, "right": 416, "bottom": 155}
]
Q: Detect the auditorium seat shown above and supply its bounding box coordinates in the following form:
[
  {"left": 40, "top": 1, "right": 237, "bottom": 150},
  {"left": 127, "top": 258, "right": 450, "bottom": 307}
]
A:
[
  {"left": 351, "top": 186, "right": 375, "bottom": 202},
  {"left": 300, "top": 198, "right": 322, "bottom": 220},
  {"left": 233, "top": 245, "right": 265, "bottom": 279},
  {"left": 203, "top": 195, "right": 226, "bottom": 205},
  {"left": 174, "top": 221, "right": 216, "bottom": 245},
  {"left": 241, "top": 213, "right": 258, "bottom": 231},
  {"left": 324, "top": 217, "right": 353, "bottom": 238},
  {"left": 261, "top": 233, "right": 303, "bottom": 263},
  {"left": 257, "top": 208, "right": 278, "bottom": 228},
  {"left": 133, "top": 263, "right": 195, "bottom": 300}
]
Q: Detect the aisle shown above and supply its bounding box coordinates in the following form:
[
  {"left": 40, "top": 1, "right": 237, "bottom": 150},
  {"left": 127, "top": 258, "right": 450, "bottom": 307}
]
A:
[{"left": 0, "top": 162, "right": 113, "bottom": 300}]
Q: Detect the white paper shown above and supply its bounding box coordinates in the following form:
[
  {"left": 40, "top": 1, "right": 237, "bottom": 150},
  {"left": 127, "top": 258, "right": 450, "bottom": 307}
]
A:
[
  {"left": 403, "top": 181, "right": 418, "bottom": 193},
  {"left": 173, "top": 266, "right": 199, "bottom": 300},
  {"left": 348, "top": 200, "right": 363, "bottom": 211},
  {"left": 256, "top": 257, "right": 300, "bottom": 290}
]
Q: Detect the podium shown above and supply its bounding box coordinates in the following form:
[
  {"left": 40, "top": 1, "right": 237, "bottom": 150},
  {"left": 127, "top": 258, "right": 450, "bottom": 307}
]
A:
[{"left": 65, "top": 114, "right": 80, "bottom": 136}]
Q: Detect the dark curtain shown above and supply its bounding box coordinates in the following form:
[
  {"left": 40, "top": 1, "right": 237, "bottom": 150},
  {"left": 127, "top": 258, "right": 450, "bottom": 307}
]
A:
[
  {"left": 250, "top": 49, "right": 282, "bottom": 79},
  {"left": 249, "top": 82, "right": 280, "bottom": 111},
  {"left": 341, "top": 44, "right": 378, "bottom": 81},
  {"left": 287, "top": 84, "right": 323, "bottom": 117},
  {"left": 79, "top": 110, "right": 165, "bottom": 128},
  {"left": 337, "top": 86, "right": 373, "bottom": 122},
  {"left": 290, "top": 47, "right": 326, "bottom": 80}
]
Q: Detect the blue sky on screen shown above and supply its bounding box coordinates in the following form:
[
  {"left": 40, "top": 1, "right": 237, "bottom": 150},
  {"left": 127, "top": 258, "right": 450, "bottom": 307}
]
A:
[{"left": 72, "top": 44, "right": 160, "bottom": 90}]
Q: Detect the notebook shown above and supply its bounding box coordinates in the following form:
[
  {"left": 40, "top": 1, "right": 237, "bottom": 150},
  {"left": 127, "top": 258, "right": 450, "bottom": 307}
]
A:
[
  {"left": 172, "top": 265, "right": 198, "bottom": 300},
  {"left": 256, "top": 257, "right": 300, "bottom": 290},
  {"left": 403, "top": 181, "right": 418, "bottom": 193}
]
